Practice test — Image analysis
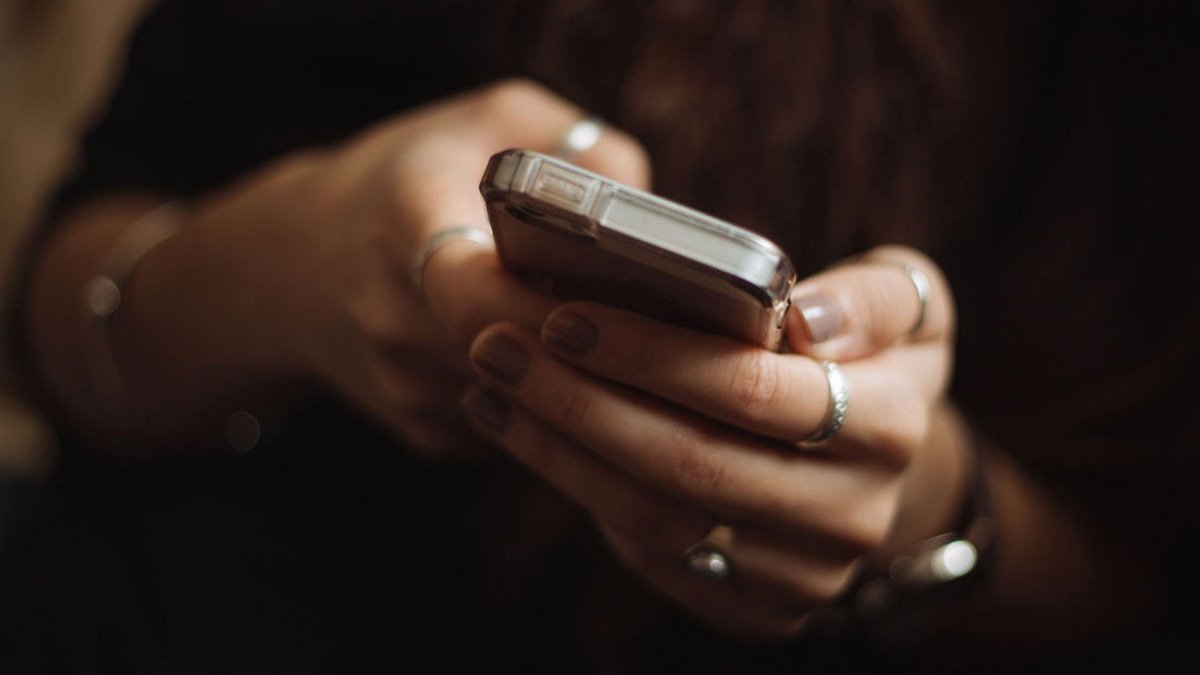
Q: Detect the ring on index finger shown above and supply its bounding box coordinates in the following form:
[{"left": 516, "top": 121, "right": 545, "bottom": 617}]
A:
[
  {"left": 411, "top": 225, "right": 495, "bottom": 297},
  {"left": 552, "top": 116, "right": 604, "bottom": 162}
]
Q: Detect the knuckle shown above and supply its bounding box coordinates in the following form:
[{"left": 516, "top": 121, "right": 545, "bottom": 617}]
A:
[
  {"left": 872, "top": 392, "right": 929, "bottom": 466},
  {"left": 835, "top": 497, "right": 897, "bottom": 556},
  {"left": 788, "top": 567, "right": 858, "bottom": 609},
  {"left": 814, "top": 567, "right": 859, "bottom": 605},
  {"left": 596, "top": 131, "right": 652, "bottom": 186},
  {"left": 728, "top": 350, "right": 783, "bottom": 423},
  {"left": 665, "top": 428, "right": 729, "bottom": 499},
  {"left": 615, "top": 333, "right": 659, "bottom": 378},
  {"left": 476, "top": 77, "right": 550, "bottom": 116},
  {"left": 761, "top": 490, "right": 811, "bottom": 533},
  {"left": 348, "top": 299, "right": 402, "bottom": 347},
  {"left": 547, "top": 381, "right": 593, "bottom": 431}
]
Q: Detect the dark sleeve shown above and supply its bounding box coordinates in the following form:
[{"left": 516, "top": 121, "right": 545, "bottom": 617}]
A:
[{"left": 946, "top": 0, "right": 1200, "bottom": 635}]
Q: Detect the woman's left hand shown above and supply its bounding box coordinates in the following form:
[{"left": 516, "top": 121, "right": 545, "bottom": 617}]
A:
[{"left": 462, "top": 245, "right": 962, "bottom": 638}]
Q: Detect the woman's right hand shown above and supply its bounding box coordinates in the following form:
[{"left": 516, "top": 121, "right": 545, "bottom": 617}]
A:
[{"left": 89, "top": 79, "right": 650, "bottom": 455}]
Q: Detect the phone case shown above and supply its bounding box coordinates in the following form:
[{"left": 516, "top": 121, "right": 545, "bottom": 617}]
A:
[{"left": 480, "top": 149, "right": 797, "bottom": 349}]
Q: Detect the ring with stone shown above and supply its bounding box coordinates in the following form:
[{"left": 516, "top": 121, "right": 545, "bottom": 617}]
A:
[{"left": 682, "top": 523, "right": 735, "bottom": 581}]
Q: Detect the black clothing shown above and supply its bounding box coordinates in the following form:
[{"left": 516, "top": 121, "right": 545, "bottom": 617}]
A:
[{"left": 2, "top": 1, "right": 1197, "bottom": 673}]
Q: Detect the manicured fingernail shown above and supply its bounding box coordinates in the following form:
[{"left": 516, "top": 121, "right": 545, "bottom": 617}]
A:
[
  {"left": 542, "top": 310, "right": 597, "bottom": 357},
  {"left": 463, "top": 388, "right": 510, "bottom": 434},
  {"left": 792, "top": 293, "right": 843, "bottom": 343},
  {"left": 471, "top": 334, "right": 530, "bottom": 385}
]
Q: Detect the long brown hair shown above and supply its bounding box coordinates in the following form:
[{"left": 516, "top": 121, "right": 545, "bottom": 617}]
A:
[
  {"left": 491, "top": 0, "right": 1200, "bottom": 568},
  {"left": 494, "top": 0, "right": 967, "bottom": 274}
]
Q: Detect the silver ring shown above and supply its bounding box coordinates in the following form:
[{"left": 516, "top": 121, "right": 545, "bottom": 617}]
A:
[
  {"left": 410, "top": 225, "right": 494, "bottom": 295},
  {"left": 805, "top": 360, "right": 849, "bottom": 443},
  {"left": 552, "top": 116, "right": 604, "bottom": 161},
  {"left": 683, "top": 547, "right": 732, "bottom": 581},
  {"left": 875, "top": 260, "right": 931, "bottom": 339},
  {"left": 682, "top": 523, "right": 734, "bottom": 581}
]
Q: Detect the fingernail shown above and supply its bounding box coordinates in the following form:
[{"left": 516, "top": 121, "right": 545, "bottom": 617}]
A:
[
  {"left": 542, "top": 310, "right": 597, "bottom": 357},
  {"left": 792, "top": 293, "right": 843, "bottom": 343},
  {"left": 463, "top": 388, "right": 510, "bottom": 434},
  {"left": 471, "top": 334, "right": 531, "bottom": 385}
]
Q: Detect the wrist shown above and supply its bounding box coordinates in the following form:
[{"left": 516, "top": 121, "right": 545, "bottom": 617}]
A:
[
  {"left": 103, "top": 198, "right": 313, "bottom": 451},
  {"left": 809, "top": 403, "right": 997, "bottom": 642}
]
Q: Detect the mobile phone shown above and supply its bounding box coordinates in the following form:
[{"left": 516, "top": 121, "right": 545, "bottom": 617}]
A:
[{"left": 479, "top": 149, "right": 797, "bottom": 349}]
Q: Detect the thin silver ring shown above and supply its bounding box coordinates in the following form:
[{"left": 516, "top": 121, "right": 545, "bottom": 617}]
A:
[
  {"left": 682, "top": 523, "right": 735, "bottom": 581},
  {"left": 805, "top": 360, "right": 849, "bottom": 444},
  {"left": 552, "top": 116, "right": 604, "bottom": 161},
  {"left": 410, "top": 225, "right": 494, "bottom": 296},
  {"left": 875, "top": 260, "right": 931, "bottom": 339}
]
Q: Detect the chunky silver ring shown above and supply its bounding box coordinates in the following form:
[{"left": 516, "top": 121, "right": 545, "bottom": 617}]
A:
[
  {"left": 410, "top": 225, "right": 494, "bottom": 296},
  {"left": 683, "top": 547, "right": 732, "bottom": 581},
  {"left": 805, "top": 360, "right": 849, "bottom": 443},
  {"left": 552, "top": 116, "right": 604, "bottom": 161},
  {"left": 682, "top": 523, "right": 735, "bottom": 581}
]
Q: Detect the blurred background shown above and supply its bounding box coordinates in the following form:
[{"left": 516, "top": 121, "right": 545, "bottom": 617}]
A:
[{"left": 0, "top": 0, "right": 155, "bottom": 551}]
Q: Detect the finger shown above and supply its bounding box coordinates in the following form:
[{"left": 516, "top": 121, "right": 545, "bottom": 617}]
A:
[
  {"left": 603, "top": 522, "right": 863, "bottom": 632},
  {"left": 407, "top": 80, "right": 650, "bottom": 342},
  {"left": 464, "top": 383, "right": 834, "bottom": 637},
  {"left": 786, "top": 245, "right": 955, "bottom": 361},
  {"left": 459, "top": 78, "right": 651, "bottom": 189},
  {"left": 600, "top": 525, "right": 811, "bottom": 639},
  {"left": 390, "top": 412, "right": 491, "bottom": 459},
  {"left": 468, "top": 323, "right": 901, "bottom": 543},
  {"left": 405, "top": 78, "right": 650, "bottom": 249},
  {"left": 461, "top": 386, "right": 712, "bottom": 557},
  {"left": 422, "top": 244, "right": 563, "bottom": 345},
  {"left": 539, "top": 302, "right": 941, "bottom": 450},
  {"left": 721, "top": 526, "right": 862, "bottom": 609}
]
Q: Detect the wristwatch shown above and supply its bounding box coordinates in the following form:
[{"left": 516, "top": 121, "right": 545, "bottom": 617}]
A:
[{"left": 808, "top": 441, "right": 997, "bottom": 642}]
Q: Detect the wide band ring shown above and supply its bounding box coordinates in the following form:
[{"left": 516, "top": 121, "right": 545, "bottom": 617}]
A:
[
  {"left": 552, "top": 116, "right": 604, "bottom": 161},
  {"left": 410, "top": 225, "right": 494, "bottom": 296},
  {"left": 682, "top": 523, "right": 735, "bottom": 581},
  {"left": 805, "top": 360, "right": 849, "bottom": 444}
]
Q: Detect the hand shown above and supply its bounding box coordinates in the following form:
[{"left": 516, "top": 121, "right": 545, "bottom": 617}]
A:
[
  {"left": 122, "top": 79, "right": 649, "bottom": 455},
  {"left": 462, "top": 245, "right": 961, "bottom": 637}
]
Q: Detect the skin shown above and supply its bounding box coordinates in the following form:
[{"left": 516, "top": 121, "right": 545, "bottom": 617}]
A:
[
  {"left": 463, "top": 246, "right": 965, "bottom": 638},
  {"left": 28, "top": 79, "right": 648, "bottom": 455},
  {"left": 26, "top": 79, "right": 1157, "bottom": 653}
]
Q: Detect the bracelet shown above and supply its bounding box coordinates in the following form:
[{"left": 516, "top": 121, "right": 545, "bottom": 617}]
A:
[
  {"left": 809, "top": 435, "right": 998, "bottom": 642},
  {"left": 82, "top": 201, "right": 185, "bottom": 402},
  {"left": 81, "top": 199, "right": 268, "bottom": 451},
  {"left": 81, "top": 202, "right": 269, "bottom": 454}
]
